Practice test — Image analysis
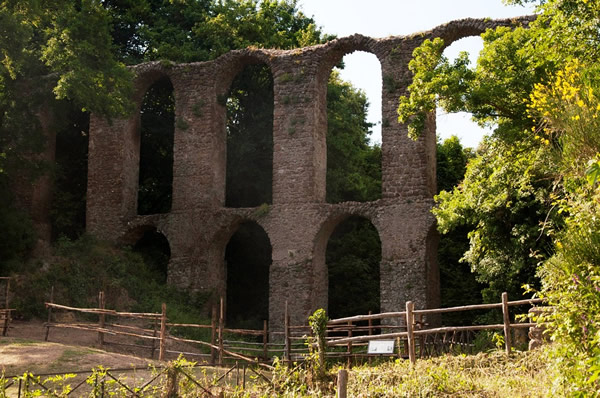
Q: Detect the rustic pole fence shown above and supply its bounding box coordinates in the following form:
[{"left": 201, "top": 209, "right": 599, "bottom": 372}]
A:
[
  {"left": 405, "top": 301, "right": 416, "bottom": 364},
  {"left": 218, "top": 297, "right": 225, "bottom": 366},
  {"left": 284, "top": 300, "right": 291, "bottom": 364},
  {"left": 98, "top": 291, "right": 105, "bottom": 348},
  {"left": 44, "top": 286, "right": 54, "bottom": 341},
  {"left": 502, "top": 292, "right": 512, "bottom": 354},
  {"left": 159, "top": 303, "right": 167, "bottom": 361},
  {"left": 39, "top": 290, "right": 545, "bottom": 367}
]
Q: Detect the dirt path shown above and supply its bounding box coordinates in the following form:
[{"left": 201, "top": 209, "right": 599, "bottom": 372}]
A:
[
  {"left": 1, "top": 320, "right": 159, "bottom": 376},
  {"left": 0, "top": 321, "right": 263, "bottom": 397}
]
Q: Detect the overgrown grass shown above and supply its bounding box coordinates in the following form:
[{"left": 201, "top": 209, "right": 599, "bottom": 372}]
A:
[
  {"left": 245, "top": 348, "right": 552, "bottom": 397},
  {"left": 4, "top": 235, "right": 211, "bottom": 334},
  {"left": 0, "top": 347, "right": 553, "bottom": 396},
  {"left": 344, "top": 349, "right": 550, "bottom": 397}
]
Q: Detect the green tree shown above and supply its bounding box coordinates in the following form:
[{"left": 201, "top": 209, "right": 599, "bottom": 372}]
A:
[
  {"left": 435, "top": 136, "right": 483, "bottom": 324},
  {"left": 0, "top": 0, "right": 133, "bottom": 263},
  {"left": 399, "top": 0, "right": 600, "bottom": 392},
  {"left": 326, "top": 71, "right": 381, "bottom": 204},
  {"left": 397, "top": 5, "right": 560, "bottom": 300},
  {"left": 528, "top": 58, "right": 600, "bottom": 395}
]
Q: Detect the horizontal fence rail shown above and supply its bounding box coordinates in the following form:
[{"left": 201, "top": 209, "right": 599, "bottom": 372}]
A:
[{"left": 39, "top": 289, "right": 546, "bottom": 367}]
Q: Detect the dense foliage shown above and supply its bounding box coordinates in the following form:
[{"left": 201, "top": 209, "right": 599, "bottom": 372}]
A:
[
  {"left": 0, "top": 0, "right": 134, "bottom": 257},
  {"left": 399, "top": 0, "right": 600, "bottom": 393}
]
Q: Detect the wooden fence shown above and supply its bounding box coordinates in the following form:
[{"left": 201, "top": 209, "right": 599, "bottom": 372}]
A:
[
  {"left": 42, "top": 291, "right": 545, "bottom": 366},
  {"left": 0, "top": 277, "right": 13, "bottom": 336},
  {"left": 326, "top": 292, "right": 545, "bottom": 364}
]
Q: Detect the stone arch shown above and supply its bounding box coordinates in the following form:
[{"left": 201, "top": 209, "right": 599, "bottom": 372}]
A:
[
  {"left": 137, "top": 74, "right": 175, "bottom": 215},
  {"left": 316, "top": 36, "right": 384, "bottom": 203},
  {"left": 213, "top": 51, "right": 275, "bottom": 208},
  {"left": 122, "top": 224, "right": 172, "bottom": 283},
  {"left": 121, "top": 65, "right": 177, "bottom": 217},
  {"left": 311, "top": 208, "right": 382, "bottom": 316},
  {"left": 211, "top": 216, "right": 273, "bottom": 327},
  {"left": 83, "top": 18, "right": 535, "bottom": 328}
]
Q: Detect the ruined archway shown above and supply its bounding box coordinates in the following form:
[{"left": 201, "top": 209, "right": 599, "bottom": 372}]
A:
[
  {"left": 83, "top": 18, "right": 532, "bottom": 328},
  {"left": 121, "top": 224, "right": 172, "bottom": 284},
  {"left": 51, "top": 106, "right": 89, "bottom": 240},
  {"left": 225, "top": 221, "right": 272, "bottom": 329},
  {"left": 133, "top": 227, "right": 171, "bottom": 283},
  {"left": 225, "top": 63, "right": 274, "bottom": 208},
  {"left": 326, "top": 51, "right": 382, "bottom": 204},
  {"left": 326, "top": 215, "right": 381, "bottom": 318},
  {"left": 137, "top": 77, "right": 174, "bottom": 215},
  {"left": 311, "top": 210, "right": 382, "bottom": 318}
]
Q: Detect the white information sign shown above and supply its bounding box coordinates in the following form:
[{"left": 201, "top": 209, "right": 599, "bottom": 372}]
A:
[{"left": 367, "top": 339, "right": 395, "bottom": 354}]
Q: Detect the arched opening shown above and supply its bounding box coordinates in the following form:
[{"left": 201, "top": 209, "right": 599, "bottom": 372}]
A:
[
  {"left": 326, "top": 51, "right": 382, "bottom": 203},
  {"left": 326, "top": 215, "right": 381, "bottom": 318},
  {"left": 133, "top": 228, "right": 171, "bottom": 283},
  {"left": 137, "top": 77, "right": 174, "bottom": 215},
  {"left": 225, "top": 63, "right": 273, "bottom": 208},
  {"left": 437, "top": 36, "right": 490, "bottom": 150},
  {"left": 436, "top": 37, "right": 486, "bottom": 325},
  {"left": 225, "top": 221, "right": 271, "bottom": 328},
  {"left": 51, "top": 105, "right": 89, "bottom": 240}
]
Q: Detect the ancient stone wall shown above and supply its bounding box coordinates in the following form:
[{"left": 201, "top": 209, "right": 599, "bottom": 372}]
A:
[{"left": 85, "top": 17, "right": 533, "bottom": 328}]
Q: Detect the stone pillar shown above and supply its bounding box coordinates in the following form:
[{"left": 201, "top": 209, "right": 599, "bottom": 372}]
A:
[
  {"left": 170, "top": 63, "right": 226, "bottom": 210},
  {"left": 378, "top": 201, "right": 437, "bottom": 322},
  {"left": 87, "top": 114, "right": 140, "bottom": 240},
  {"left": 271, "top": 55, "right": 326, "bottom": 204},
  {"left": 380, "top": 39, "right": 437, "bottom": 200},
  {"left": 267, "top": 205, "right": 322, "bottom": 329}
]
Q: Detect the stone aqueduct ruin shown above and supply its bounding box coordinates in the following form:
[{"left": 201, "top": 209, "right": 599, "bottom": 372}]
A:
[{"left": 22, "top": 17, "right": 530, "bottom": 328}]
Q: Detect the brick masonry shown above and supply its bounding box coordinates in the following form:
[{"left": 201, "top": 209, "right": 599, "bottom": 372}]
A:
[{"left": 83, "top": 17, "right": 533, "bottom": 328}]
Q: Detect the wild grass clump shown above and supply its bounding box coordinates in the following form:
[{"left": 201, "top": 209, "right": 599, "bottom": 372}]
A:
[
  {"left": 232, "top": 348, "right": 551, "bottom": 397},
  {"left": 345, "top": 349, "right": 550, "bottom": 397}
]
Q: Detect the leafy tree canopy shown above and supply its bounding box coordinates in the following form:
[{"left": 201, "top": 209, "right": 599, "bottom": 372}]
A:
[
  {"left": 400, "top": 0, "right": 600, "bottom": 391},
  {"left": 396, "top": 0, "right": 600, "bottom": 298}
]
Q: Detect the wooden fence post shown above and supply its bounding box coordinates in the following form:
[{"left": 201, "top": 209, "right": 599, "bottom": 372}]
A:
[
  {"left": 98, "top": 291, "right": 105, "bottom": 348},
  {"left": 346, "top": 320, "right": 353, "bottom": 368},
  {"left": 4, "top": 278, "right": 9, "bottom": 311},
  {"left": 337, "top": 369, "right": 348, "bottom": 398},
  {"left": 284, "top": 300, "right": 291, "bottom": 365},
  {"left": 211, "top": 304, "right": 217, "bottom": 364},
  {"left": 1, "top": 278, "right": 9, "bottom": 336},
  {"left": 406, "top": 301, "right": 416, "bottom": 365},
  {"left": 151, "top": 317, "right": 158, "bottom": 359},
  {"left": 263, "top": 319, "right": 268, "bottom": 361},
  {"left": 44, "top": 286, "right": 54, "bottom": 342},
  {"left": 165, "top": 366, "right": 179, "bottom": 398},
  {"left": 159, "top": 303, "right": 167, "bottom": 361},
  {"left": 417, "top": 313, "right": 425, "bottom": 358},
  {"left": 502, "top": 292, "right": 512, "bottom": 355},
  {"left": 219, "top": 297, "right": 225, "bottom": 366}
]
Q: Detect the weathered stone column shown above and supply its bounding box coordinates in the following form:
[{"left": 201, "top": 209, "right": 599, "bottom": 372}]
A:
[
  {"left": 87, "top": 113, "right": 140, "bottom": 241},
  {"left": 271, "top": 54, "right": 327, "bottom": 204},
  {"left": 170, "top": 63, "right": 226, "bottom": 210}
]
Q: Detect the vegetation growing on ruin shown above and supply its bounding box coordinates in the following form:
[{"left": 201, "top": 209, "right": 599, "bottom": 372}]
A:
[{"left": 398, "top": 0, "right": 600, "bottom": 393}]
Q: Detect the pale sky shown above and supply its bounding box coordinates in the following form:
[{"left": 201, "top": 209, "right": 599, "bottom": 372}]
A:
[{"left": 296, "top": 0, "right": 537, "bottom": 148}]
